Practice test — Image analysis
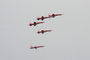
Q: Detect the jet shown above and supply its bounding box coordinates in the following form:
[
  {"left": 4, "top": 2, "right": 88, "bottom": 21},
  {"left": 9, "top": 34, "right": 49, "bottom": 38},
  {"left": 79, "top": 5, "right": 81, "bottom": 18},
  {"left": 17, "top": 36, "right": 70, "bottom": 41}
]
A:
[
  {"left": 29, "top": 22, "right": 44, "bottom": 26},
  {"left": 37, "top": 30, "right": 52, "bottom": 34},
  {"left": 48, "top": 14, "right": 63, "bottom": 18},
  {"left": 30, "top": 45, "right": 44, "bottom": 49},
  {"left": 37, "top": 16, "right": 50, "bottom": 20}
]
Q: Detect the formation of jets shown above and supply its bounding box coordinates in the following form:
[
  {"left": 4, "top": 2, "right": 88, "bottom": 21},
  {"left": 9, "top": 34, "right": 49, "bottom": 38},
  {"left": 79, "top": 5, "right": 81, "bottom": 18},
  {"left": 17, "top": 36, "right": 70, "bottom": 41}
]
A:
[{"left": 29, "top": 13, "right": 63, "bottom": 49}]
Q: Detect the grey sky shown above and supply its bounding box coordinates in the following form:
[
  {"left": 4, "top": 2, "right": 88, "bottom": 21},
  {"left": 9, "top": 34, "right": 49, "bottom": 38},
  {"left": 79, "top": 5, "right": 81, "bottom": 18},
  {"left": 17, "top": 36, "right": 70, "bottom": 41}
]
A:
[{"left": 0, "top": 0, "right": 90, "bottom": 60}]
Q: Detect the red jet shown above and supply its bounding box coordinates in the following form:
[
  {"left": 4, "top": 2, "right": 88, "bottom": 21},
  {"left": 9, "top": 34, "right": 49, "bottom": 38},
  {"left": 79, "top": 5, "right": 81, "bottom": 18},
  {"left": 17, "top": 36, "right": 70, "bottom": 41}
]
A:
[
  {"left": 37, "top": 30, "right": 52, "bottom": 34},
  {"left": 37, "top": 16, "right": 50, "bottom": 20},
  {"left": 29, "top": 22, "right": 44, "bottom": 26},
  {"left": 48, "top": 14, "right": 63, "bottom": 18},
  {"left": 30, "top": 45, "right": 44, "bottom": 49}
]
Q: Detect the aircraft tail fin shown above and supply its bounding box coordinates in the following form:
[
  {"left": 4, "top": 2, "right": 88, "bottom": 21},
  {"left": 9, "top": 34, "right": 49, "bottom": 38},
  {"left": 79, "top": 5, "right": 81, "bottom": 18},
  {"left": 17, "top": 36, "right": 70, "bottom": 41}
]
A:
[
  {"left": 37, "top": 30, "right": 40, "bottom": 34},
  {"left": 37, "top": 32, "right": 40, "bottom": 34},
  {"left": 29, "top": 22, "right": 32, "bottom": 26},
  {"left": 30, "top": 45, "right": 33, "bottom": 49},
  {"left": 30, "top": 24, "right": 32, "bottom": 26},
  {"left": 37, "top": 17, "right": 40, "bottom": 20}
]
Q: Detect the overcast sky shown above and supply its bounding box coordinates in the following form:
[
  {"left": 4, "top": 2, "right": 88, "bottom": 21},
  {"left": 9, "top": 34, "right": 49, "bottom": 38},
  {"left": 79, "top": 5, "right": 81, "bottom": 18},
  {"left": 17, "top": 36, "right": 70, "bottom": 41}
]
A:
[{"left": 0, "top": 0, "right": 90, "bottom": 60}]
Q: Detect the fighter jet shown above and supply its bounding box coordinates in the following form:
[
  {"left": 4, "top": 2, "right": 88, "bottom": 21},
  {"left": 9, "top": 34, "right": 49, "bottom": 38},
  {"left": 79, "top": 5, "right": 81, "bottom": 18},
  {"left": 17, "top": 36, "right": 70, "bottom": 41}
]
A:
[
  {"left": 30, "top": 45, "right": 44, "bottom": 49},
  {"left": 37, "top": 30, "right": 52, "bottom": 34},
  {"left": 37, "top": 16, "right": 50, "bottom": 20},
  {"left": 48, "top": 14, "right": 63, "bottom": 18},
  {"left": 29, "top": 22, "right": 44, "bottom": 26}
]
